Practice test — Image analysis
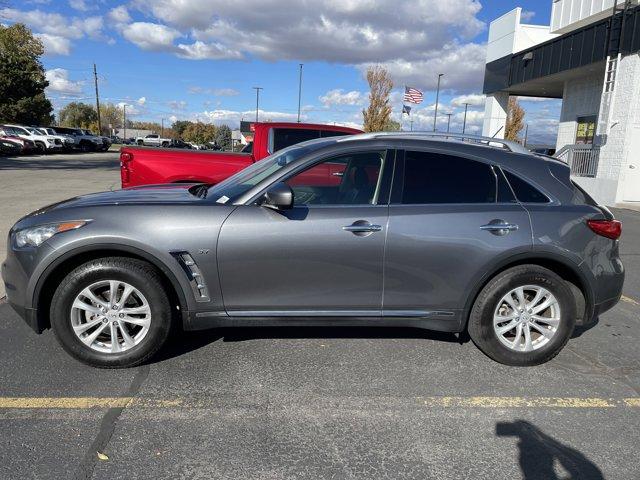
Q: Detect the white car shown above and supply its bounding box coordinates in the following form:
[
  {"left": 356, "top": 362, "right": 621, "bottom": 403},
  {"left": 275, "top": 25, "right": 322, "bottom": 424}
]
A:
[
  {"left": 136, "top": 134, "right": 172, "bottom": 147},
  {"left": 37, "top": 127, "right": 75, "bottom": 150},
  {"left": 2, "top": 124, "right": 63, "bottom": 154}
]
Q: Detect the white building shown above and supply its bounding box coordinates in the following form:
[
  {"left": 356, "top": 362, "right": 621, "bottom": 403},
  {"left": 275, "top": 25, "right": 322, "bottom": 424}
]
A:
[{"left": 482, "top": 0, "right": 640, "bottom": 206}]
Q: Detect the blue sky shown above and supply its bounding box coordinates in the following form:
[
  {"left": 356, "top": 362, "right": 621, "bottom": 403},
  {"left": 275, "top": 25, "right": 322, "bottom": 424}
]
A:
[{"left": 3, "top": 0, "right": 560, "bottom": 144}]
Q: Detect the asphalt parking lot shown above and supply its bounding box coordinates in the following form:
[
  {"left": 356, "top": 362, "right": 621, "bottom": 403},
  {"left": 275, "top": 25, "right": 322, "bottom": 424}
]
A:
[{"left": 1, "top": 153, "right": 639, "bottom": 479}]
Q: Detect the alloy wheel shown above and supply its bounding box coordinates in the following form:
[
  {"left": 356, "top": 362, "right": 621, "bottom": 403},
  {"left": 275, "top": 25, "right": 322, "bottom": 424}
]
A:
[
  {"left": 70, "top": 280, "right": 151, "bottom": 354},
  {"left": 493, "top": 285, "right": 561, "bottom": 352}
]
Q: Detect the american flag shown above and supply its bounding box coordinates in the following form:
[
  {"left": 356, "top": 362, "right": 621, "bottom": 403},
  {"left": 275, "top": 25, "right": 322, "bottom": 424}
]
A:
[{"left": 404, "top": 86, "right": 423, "bottom": 104}]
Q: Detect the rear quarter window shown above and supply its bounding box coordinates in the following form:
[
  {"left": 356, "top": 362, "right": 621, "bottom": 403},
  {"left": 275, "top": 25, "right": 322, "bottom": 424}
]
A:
[{"left": 503, "top": 170, "right": 549, "bottom": 203}]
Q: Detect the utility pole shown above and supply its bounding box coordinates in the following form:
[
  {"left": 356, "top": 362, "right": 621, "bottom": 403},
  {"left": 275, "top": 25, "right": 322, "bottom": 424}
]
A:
[
  {"left": 161, "top": 118, "right": 165, "bottom": 137},
  {"left": 252, "top": 87, "right": 263, "bottom": 123},
  {"left": 523, "top": 123, "right": 529, "bottom": 147},
  {"left": 446, "top": 113, "right": 452, "bottom": 133},
  {"left": 433, "top": 73, "right": 444, "bottom": 132},
  {"left": 123, "top": 104, "right": 126, "bottom": 141},
  {"left": 93, "top": 63, "right": 102, "bottom": 135},
  {"left": 462, "top": 103, "right": 469, "bottom": 133},
  {"left": 297, "top": 64, "right": 303, "bottom": 123},
  {"left": 410, "top": 119, "right": 414, "bottom": 131}
]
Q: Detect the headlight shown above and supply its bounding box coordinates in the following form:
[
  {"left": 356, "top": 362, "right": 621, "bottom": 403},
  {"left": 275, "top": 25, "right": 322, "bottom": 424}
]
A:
[{"left": 14, "top": 221, "right": 88, "bottom": 247}]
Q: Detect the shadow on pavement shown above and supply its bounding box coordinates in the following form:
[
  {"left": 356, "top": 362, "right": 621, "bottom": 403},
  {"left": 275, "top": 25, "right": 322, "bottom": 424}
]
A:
[
  {"left": 0, "top": 156, "right": 118, "bottom": 170},
  {"left": 496, "top": 420, "right": 604, "bottom": 480},
  {"left": 571, "top": 316, "right": 600, "bottom": 339},
  {"left": 155, "top": 326, "right": 462, "bottom": 363}
]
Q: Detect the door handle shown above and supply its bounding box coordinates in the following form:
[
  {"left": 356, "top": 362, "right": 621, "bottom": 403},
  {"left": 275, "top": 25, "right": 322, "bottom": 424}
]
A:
[
  {"left": 343, "top": 221, "right": 382, "bottom": 236},
  {"left": 480, "top": 221, "right": 518, "bottom": 236},
  {"left": 332, "top": 171, "right": 344, "bottom": 177}
]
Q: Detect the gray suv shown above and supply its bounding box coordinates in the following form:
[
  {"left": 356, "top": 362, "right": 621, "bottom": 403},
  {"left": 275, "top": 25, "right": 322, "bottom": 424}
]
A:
[{"left": 2, "top": 133, "right": 624, "bottom": 368}]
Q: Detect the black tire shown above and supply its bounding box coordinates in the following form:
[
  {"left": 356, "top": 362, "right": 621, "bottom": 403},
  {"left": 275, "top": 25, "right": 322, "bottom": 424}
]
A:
[
  {"left": 79, "top": 141, "right": 92, "bottom": 153},
  {"left": 468, "top": 265, "right": 576, "bottom": 366},
  {"left": 35, "top": 142, "right": 46, "bottom": 154},
  {"left": 50, "top": 257, "right": 174, "bottom": 368},
  {"left": 137, "top": 140, "right": 144, "bottom": 146}
]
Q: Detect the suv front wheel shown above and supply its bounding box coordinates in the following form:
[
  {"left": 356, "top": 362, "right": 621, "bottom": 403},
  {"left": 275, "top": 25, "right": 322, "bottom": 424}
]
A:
[
  {"left": 468, "top": 265, "right": 576, "bottom": 366},
  {"left": 50, "top": 257, "right": 173, "bottom": 368}
]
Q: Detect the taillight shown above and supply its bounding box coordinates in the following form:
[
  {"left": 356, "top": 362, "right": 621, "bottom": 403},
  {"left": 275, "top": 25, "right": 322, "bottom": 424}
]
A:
[
  {"left": 587, "top": 219, "right": 622, "bottom": 240},
  {"left": 120, "top": 152, "right": 131, "bottom": 184}
]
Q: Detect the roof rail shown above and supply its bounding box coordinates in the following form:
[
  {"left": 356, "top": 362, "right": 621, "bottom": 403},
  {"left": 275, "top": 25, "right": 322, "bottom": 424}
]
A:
[{"left": 337, "top": 131, "right": 530, "bottom": 155}]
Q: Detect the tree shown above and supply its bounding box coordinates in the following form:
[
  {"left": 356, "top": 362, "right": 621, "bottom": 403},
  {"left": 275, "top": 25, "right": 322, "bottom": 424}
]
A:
[
  {"left": 215, "top": 124, "right": 232, "bottom": 150},
  {"left": 0, "top": 24, "right": 53, "bottom": 125},
  {"left": 505, "top": 97, "right": 525, "bottom": 142},
  {"left": 362, "top": 65, "right": 393, "bottom": 133},
  {"left": 383, "top": 119, "right": 401, "bottom": 131},
  {"left": 100, "top": 103, "right": 124, "bottom": 132},
  {"left": 172, "top": 120, "right": 192, "bottom": 138},
  {"left": 182, "top": 122, "right": 217, "bottom": 144},
  {"left": 58, "top": 102, "right": 97, "bottom": 129}
]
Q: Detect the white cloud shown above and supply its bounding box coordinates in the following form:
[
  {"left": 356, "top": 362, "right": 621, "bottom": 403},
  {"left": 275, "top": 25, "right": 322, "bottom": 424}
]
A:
[
  {"left": 68, "top": 0, "right": 93, "bottom": 12},
  {"left": 0, "top": 9, "right": 104, "bottom": 39},
  {"left": 196, "top": 109, "right": 300, "bottom": 126},
  {"left": 521, "top": 10, "right": 536, "bottom": 22},
  {"left": 319, "top": 89, "right": 364, "bottom": 107},
  {"left": 363, "top": 42, "right": 487, "bottom": 94},
  {"left": 45, "top": 68, "right": 84, "bottom": 94},
  {"left": 137, "top": 97, "right": 147, "bottom": 105},
  {"left": 35, "top": 33, "right": 72, "bottom": 55},
  {"left": 120, "top": 22, "right": 181, "bottom": 51},
  {"left": 108, "top": 5, "right": 131, "bottom": 24},
  {"left": 176, "top": 40, "right": 242, "bottom": 60},
  {"left": 451, "top": 93, "right": 485, "bottom": 107}
]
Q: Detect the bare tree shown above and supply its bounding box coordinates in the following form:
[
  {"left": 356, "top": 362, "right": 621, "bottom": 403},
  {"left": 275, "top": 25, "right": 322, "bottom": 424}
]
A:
[
  {"left": 505, "top": 97, "right": 525, "bottom": 142},
  {"left": 362, "top": 65, "right": 393, "bottom": 132}
]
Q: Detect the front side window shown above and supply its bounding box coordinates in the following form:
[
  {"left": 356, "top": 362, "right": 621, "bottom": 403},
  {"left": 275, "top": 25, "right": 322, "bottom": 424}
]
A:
[
  {"left": 400, "top": 151, "right": 497, "bottom": 204},
  {"left": 284, "top": 151, "right": 386, "bottom": 205}
]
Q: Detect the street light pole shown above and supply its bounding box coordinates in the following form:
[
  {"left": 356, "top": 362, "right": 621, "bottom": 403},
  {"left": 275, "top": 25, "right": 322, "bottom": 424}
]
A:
[
  {"left": 161, "top": 118, "right": 164, "bottom": 137},
  {"left": 297, "top": 64, "right": 303, "bottom": 123},
  {"left": 446, "top": 113, "right": 452, "bottom": 133},
  {"left": 462, "top": 103, "right": 469, "bottom": 133},
  {"left": 252, "top": 87, "right": 263, "bottom": 123},
  {"left": 433, "top": 73, "right": 444, "bottom": 132}
]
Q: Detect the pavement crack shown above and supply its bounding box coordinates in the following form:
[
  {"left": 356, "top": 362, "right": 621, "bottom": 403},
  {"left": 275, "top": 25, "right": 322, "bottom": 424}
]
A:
[{"left": 72, "top": 364, "right": 150, "bottom": 480}]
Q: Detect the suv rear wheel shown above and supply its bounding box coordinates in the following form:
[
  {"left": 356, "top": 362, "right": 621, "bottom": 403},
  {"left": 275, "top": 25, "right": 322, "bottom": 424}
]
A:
[
  {"left": 50, "top": 257, "right": 173, "bottom": 368},
  {"left": 468, "top": 265, "right": 576, "bottom": 366}
]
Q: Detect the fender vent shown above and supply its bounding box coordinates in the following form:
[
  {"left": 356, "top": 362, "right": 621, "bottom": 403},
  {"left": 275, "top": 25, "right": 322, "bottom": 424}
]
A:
[{"left": 173, "top": 252, "right": 210, "bottom": 302}]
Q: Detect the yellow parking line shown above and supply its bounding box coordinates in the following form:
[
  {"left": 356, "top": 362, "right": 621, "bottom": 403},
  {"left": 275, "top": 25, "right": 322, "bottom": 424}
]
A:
[
  {"left": 0, "top": 396, "right": 639, "bottom": 409},
  {"left": 621, "top": 295, "right": 640, "bottom": 306}
]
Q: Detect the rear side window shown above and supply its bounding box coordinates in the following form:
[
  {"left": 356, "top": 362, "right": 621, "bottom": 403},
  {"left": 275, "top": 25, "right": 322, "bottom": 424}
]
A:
[
  {"left": 400, "top": 151, "right": 497, "bottom": 204},
  {"left": 503, "top": 171, "right": 549, "bottom": 203},
  {"left": 320, "top": 130, "right": 351, "bottom": 138},
  {"left": 271, "top": 128, "right": 320, "bottom": 152}
]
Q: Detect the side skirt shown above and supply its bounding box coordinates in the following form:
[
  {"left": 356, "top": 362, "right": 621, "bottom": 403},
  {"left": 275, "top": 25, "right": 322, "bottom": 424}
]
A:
[{"left": 185, "top": 311, "right": 465, "bottom": 333}]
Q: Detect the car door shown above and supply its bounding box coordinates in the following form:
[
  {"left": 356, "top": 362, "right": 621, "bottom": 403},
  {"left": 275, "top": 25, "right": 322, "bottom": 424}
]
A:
[
  {"left": 217, "top": 149, "right": 394, "bottom": 315},
  {"left": 383, "top": 149, "right": 532, "bottom": 324}
]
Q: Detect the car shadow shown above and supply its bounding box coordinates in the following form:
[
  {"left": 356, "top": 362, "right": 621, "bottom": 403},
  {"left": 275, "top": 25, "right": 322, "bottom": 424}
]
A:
[
  {"left": 571, "top": 316, "right": 599, "bottom": 338},
  {"left": 496, "top": 420, "right": 604, "bottom": 479},
  {"left": 0, "top": 156, "right": 119, "bottom": 170},
  {"left": 154, "top": 325, "right": 463, "bottom": 363}
]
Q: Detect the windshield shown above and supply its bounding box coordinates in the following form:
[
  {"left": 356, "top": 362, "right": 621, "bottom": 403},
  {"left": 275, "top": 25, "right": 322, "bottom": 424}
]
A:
[
  {"left": 207, "top": 140, "right": 330, "bottom": 203},
  {"left": 26, "top": 127, "right": 40, "bottom": 135}
]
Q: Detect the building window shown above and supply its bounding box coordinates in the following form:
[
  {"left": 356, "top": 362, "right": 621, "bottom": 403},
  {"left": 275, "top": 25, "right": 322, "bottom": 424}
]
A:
[{"left": 575, "top": 115, "right": 597, "bottom": 144}]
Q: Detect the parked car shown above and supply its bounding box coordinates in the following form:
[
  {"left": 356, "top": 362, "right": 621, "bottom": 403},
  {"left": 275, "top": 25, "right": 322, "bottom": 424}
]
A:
[
  {"left": 2, "top": 132, "right": 624, "bottom": 368},
  {"left": 1, "top": 124, "right": 63, "bottom": 153},
  {"left": 36, "top": 127, "right": 76, "bottom": 151},
  {"left": 136, "top": 134, "right": 172, "bottom": 147},
  {"left": 0, "top": 139, "right": 22, "bottom": 156},
  {"left": 120, "top": 122, "right": 362, "bottom": 188},
  {"left": 53, "top": 127, "right": 103, "bottom": 152},
  {"left": 110, "top": 136, "right": 123, "bottom": 144},
  {"left": 0, "top": 128, "right": 37, "bottom": 155},
  {"left": 78, "top": 130, "right": 112, "bottom": 152},
  {"left": 166, "top": 139, "right": 192, "bottom": 149}
]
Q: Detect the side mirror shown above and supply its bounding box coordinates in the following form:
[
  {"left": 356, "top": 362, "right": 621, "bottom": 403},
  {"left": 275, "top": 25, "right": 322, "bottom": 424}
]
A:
[{"left": 262, "top": 182, "right": 294, "bottom": 210}]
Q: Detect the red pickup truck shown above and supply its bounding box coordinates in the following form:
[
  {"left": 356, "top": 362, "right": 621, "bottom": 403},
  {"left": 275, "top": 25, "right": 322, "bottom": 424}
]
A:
[{"left": 120, "top": 122, "right": 362, "bottom": 188}]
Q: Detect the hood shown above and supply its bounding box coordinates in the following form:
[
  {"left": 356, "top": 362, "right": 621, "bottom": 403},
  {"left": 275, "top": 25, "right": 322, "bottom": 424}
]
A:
[{"left": 31, "top": 183, "right": 205, "bottom": 214}]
